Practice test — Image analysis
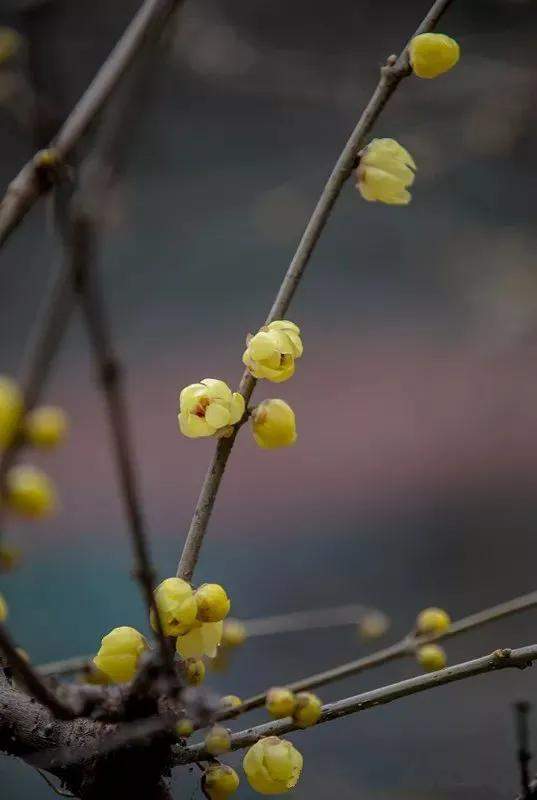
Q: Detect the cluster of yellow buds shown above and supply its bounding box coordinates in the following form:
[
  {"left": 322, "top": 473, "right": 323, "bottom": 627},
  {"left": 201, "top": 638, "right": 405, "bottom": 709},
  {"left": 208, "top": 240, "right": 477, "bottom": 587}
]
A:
[
  {"left": 414, "top": 605, "right": 450, "bottom": 672},
  {"left": 178, "top": 321, "right": 302, "bottom": 451},
  {"left": 243, "top": 736, "right": 303, "bottom": 794},
  {"left": 93, "top": 626, "right": 149, "bottom": 684},
  {"left": 149, "top": 577, "right": 231, "bottom": 661},
  {"left": 0, "top": 27, "right": 22, "bottom": 66},
  {"left": 265, "top": 687, "right": 322, "bottom": 728},
  {"left": 0, "top": 375, "right": 69, "bottom": 520},
  {"left": 220, "top": 694, "right": 242, "bottom": 710},
  {"left": 355, "top": 33, "right": 460, "bottom": 206},
  {"left": 0, "top": 542, "right": 22, "bottom": 573},
  {"left": 0, "top": 592, "right": 8, "bottom": 622}
]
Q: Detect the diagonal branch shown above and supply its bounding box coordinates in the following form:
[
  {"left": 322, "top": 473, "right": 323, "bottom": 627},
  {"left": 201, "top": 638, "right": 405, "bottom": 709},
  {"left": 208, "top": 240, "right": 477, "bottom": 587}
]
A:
[
  {"left": 69, "top": 205, "right": 173, "bottom": 673},
  {"left": 176, "top": 644, "right": 537, "bottom": 764},
  {"left": 218, "top": 589, "right": 537, "bottom": 721},
  {"left": 0, "top": 622, "right": 76, "bottom": 719},
  {"left": 176, "top": 0, "right": 456, "bottom": 583},
  {"left": 0, "top": 0, "right": 184, "bottom": 249}
]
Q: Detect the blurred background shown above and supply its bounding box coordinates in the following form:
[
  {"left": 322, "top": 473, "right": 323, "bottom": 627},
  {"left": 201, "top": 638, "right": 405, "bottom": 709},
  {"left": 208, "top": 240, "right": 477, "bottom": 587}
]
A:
[{"left": 1, "top": 0, "right": 537, "bottom": 796}]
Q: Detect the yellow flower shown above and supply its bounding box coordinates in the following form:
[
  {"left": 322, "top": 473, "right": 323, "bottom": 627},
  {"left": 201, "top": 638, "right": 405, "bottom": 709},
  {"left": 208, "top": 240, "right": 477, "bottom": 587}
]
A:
[
  {"left": 24, "top": 406, "right": 68, "bottom": 449},
  {"left": 243, "top": 321, "right": 303, "bottom": 383},
  {"left": 0, "top": 592, "right": 8, "bottom": 622},
  {"left": 0, "top": 28, "right": 23, "bottom": 65},
  {"left": 243, "top": 737, "right": 303, "bottom": 795},
  {"left": 266, "top": 687, "right": 297, "bottom": 719},
  {"left": 178, "top": 379, "right": 245, "bottom": 439},
  {"left": 176, "top": 620, "right": 223, "bottom": 659},
  {"left": 195, "top": 583, "right": 230, "bottom": 623},
  {"left": 417, "top": 644, "right": 447, "bottom": 672},
  {"left": 93, "top": 626, "right": 149, "bottom": 684},
  {"left": 203, "top": 764, "right": 240, "bottom": 800},
  {"left": 293, "top": 692, "right": 322, "bottom": 728},
  {"left": 358, "top": 610, "right": 390, "bottom": 640},
  {"left": 222, "top": 618, "right": 247, "bottom": 647},
  {"left": 220, "top": 694, "right": 242, "bottom": 710},
  {"left": 356, "top": 138, "right": 416, "bottom": 205},
  {"left": 205, "top": 725, "right": 231, "bottom": 755},
  {"left": 409, "top": 33, "right": 460, "bottom": 79},
  {"left": 150, "top": 577, "right": 198, "bottom": 636},
  {"left": 176, "top": 718, "right": 194, "bottom": 738},
  {"left": 183, "top": 657, "right": 206, "bottom": 686},
  {"left": 251, "top": 400, "right": 297, "bottom": 450},
  {"left": 5, "top": 466, "right": 57, "bottom": 518},
  {"left": 0, "top": 375, "right": 22, "bottom": 448},
  {"left": 416, "top": 607, "right": 451, "bottom": 636}
]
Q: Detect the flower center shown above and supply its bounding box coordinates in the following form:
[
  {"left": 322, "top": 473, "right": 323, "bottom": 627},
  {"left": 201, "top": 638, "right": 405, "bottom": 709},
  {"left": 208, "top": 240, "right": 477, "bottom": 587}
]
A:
[{"left": 194, "top": 397, "right": 210, "bottom": 418}]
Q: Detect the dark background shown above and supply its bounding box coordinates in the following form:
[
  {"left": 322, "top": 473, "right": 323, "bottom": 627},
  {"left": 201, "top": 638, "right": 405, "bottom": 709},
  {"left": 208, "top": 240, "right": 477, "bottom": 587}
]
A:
[{"left": 1, "top": 0, "right": 537, "bottom": 797}]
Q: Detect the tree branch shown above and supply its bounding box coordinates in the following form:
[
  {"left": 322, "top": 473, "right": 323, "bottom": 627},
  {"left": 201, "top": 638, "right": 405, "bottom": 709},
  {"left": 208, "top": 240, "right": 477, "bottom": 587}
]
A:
[
  {"left": 218, "top": 589, "right": 537, "bottom": 721},
  {"left": 176, "top": 644, "right": 537, "bottom": 764},
  {"left": 0, "top": 622, "right": 76, "bottom": 719},
  {"left": 176, "top": 0, "right": 456, "bottom": 583},
  {"left": 0, "top": 0, "right": 184, "bottom": 249}
]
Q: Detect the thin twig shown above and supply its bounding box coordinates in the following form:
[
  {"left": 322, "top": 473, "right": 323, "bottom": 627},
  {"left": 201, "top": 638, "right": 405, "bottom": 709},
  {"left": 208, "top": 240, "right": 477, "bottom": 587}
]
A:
[
  {"left": 0, "top": 622, "right": 75, "bottom": 719},
  {"left": 176, "top": 644, "right": 537, "bottom": 764},
  {"left": 69, "top": 206, "right": 173, "bottom": 673},
  {"left": 0, "top": 0, "right": 184, "bottom": 248},
  {"left": 35, "top": 603, "right": 379, "bottom": 678},
  {"left": 176, "top": 0, "right": 456, "bottom": 583},
  {"left": 218, "top": 589, "right": 537, "bottom": 721},
  {"left": 515, "top": 701, "right": 533, "bottom": 799}
]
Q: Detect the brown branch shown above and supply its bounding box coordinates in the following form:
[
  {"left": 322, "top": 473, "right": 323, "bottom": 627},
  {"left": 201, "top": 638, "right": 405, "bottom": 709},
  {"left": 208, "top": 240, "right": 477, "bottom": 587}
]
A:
[
  {"left": 176, "top": 0, "right": 456, "bottom": 583},
  {"left": 0, "top": 0, "right": 184, "bottom": 249},
  {"left": 70, "top": 206, "right": 173, "bottom": 673},
  {"left": 0, "top": 622, "right": 76, "bottom": 719},
  {"left": 218, "top": 589, "right": 537, "bottom": 721},
  {"left": 176, "top": 644, "right": 537, "bottom": 764}
]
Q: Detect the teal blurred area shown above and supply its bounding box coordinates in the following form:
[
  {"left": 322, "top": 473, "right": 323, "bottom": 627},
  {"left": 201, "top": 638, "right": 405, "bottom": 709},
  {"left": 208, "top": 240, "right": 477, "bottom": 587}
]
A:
[{"left": 2, "top": 0, "right": 537, "bottom": 797}]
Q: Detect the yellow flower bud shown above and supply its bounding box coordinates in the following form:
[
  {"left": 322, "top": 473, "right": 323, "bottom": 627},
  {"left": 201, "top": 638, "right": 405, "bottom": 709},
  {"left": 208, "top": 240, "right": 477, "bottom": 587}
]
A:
[
  {"left": 6, "top": 465, "right": 57, "bottom": 518},
  {"left": 0, "top": 375, "right": 22, "bottom": 448},
  {"left": 205, "top": 725, "right": 231, "bottom": 755},
  {"left": 176, "top": 718, "right": 194, "bottom": 738},
  {"left": 183, "top": 657, "right": 206, "bottom": 685},
  {"left": 0, "top": 543, "right": 22, "bottom": 573},
  {"left": 0, "top": 28, "right": 23, "bottom": 65},
  {"left": 93, "top": 626, "right": 149, "bottom": 684},
  {"left": 222, "top": 618, "right": 247, "bottom": 647},
  {"left": 178, "top": 379, "right": 245, "bottom": 439},
  {"left": 24, "top": 406, "right": 69, "bottom": 449},
  {"left": 409, "top": 33, "right": 460, "bottom": 79},
  {"left": 416, "top": 607, "right": 451, "bottom": 636},
  {"left": 293, "top": 692, "right": 322, "bottom": 728},
  {"left": 243, "top": 321, "right": 303, "bottom": 383},
  {"left": 203, "top": 764, "right": 240, "bottom": 800},
  {"left": 150, "top": 577, "right": 198, "bottom": 636},
  {"left": 266, "top": 687, "right": 296, "bottom": 719},
  {"left": 195, "top": 583, "right": 231, "bottom": 623},
  {"left": 417, "top": 644, "right": 447, "bottom": 672},
  {"left": 251, "top": 400, "right": 297, "bottom": 450},
  {"left": 176, "top": 620, "right": 223, "bottom": 659},
  {"left": 358, "top": 610, "right": 390, "bottom": 640},
  {"left": 356, "top": 138, "right": 416, "bottom": 206},
  {"left": 0, "top": 592, "right": 8, "bottom": 622},
  {"left": 243, "top": 736, "right": 303, "bottom": 795},
  {"left": 220, "top": 694, "right": 242, "bottom": 710}
]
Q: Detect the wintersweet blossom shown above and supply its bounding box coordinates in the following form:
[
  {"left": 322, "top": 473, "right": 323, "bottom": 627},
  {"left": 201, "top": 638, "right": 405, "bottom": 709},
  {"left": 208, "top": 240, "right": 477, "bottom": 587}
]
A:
[
  {"left": 356, "top": 138, "right": 416, "bottom": 205},
  {"left": 243, "top": 321, "right": 303, "bottom": 383},
  {"left": 178, "top": 379, "right": 245, "bottom": 438}
]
